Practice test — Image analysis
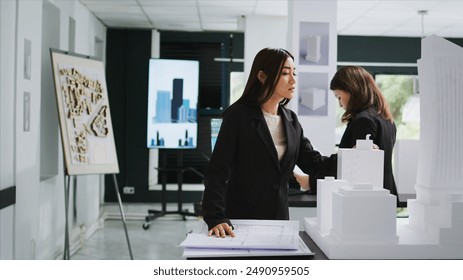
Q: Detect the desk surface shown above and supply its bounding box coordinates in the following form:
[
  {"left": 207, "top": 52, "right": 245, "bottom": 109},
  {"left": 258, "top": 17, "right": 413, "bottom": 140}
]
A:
[
  {"left": 288, "top": 192, "right": 317, "bottom": 207},
  {"left": 299, "top": 231, "right": 328, "bottom": 260},
  {"left": 289, "top": 192, "right": 416, "bottom": 208}
]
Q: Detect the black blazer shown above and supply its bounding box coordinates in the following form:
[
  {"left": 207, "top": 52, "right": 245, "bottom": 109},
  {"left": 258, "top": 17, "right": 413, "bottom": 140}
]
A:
[
  {"left": 202, "top": 103, "right": 337, "bottom": 229},
  {"left": 339, "top": 108, "right": 397, "bottom": 196}
]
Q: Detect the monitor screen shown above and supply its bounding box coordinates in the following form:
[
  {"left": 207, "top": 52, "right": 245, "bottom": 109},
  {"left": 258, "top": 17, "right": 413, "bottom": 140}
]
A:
[
  {"left": 146, "top": 59, "right": 199, "bottom": 149},
  {"left": 210, "top": 118, "right": 223, "bottom": 152}
]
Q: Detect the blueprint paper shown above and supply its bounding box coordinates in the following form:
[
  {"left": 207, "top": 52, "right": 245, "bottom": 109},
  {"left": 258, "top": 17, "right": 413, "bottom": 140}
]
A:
[{"left": 180, "top": 219, "right": 300, "bottom": 250}]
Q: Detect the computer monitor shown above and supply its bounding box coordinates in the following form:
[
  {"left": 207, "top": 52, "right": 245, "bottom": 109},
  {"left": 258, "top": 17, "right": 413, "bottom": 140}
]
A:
[
  {"left": 210, "top": 118, "right": 222, "bottom": 152},
  {"left": 146, "top": 58, "right": 199, "bottom": 149}
]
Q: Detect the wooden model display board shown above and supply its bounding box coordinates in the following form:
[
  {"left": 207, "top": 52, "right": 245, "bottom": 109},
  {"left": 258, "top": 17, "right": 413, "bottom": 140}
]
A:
[
  {"left": 50, "top": 50, "right": 132, "bottom": 260},
  {"left": 50, "top": 50, "right": 119, "bottom": 175}
]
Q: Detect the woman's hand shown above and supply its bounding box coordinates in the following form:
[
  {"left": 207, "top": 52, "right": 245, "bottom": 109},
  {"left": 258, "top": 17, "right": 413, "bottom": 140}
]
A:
[
  {"left": 208, "top": 223, "right": 235, "bottom": 238},
  {"left": 293, "top": 172, "right": 310, "bottom": 190}
]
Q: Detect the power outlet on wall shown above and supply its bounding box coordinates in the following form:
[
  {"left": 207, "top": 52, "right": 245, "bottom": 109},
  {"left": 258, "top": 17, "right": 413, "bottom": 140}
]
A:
[{"left": 123, "top": 186, "right": 135, "bottom": 194}]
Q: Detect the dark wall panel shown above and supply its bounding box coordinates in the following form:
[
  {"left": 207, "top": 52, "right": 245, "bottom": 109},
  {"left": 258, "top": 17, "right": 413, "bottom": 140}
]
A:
[
  {"left": 0, "top": 186, "right": 16, "bottom": 210},
  {"left": 338, "top": 35, "right": 463, "bottom": 75},
  {"left": 104, "top": 30, "right": 244, "bottom": 203},
  {"left": 338, "top": 36, "right": 421, "bottom": 64},
  {"left": 104, "top": 29, "right": 151, "bottom": 203}
]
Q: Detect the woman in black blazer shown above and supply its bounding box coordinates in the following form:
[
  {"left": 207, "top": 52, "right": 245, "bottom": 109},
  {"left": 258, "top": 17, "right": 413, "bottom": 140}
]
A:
[{"left": 202, "top": 48, "right": 337, "bottom": 237}]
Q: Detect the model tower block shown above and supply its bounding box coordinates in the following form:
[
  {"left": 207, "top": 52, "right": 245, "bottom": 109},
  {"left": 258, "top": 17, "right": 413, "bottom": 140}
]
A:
[
  {"left": 316, "top": 177, "right": 349, "bottom": 235},
  {"left": 337, "top": 134, "right": 384, "bottom": 189},
  {"left": 407, "top": 35, "right": 463, "bottom": 244},
  {"left": 330, "top": 182, "right": 398, "bottom": 244},
  {"left": 331, "top": 135, "right": 397, "bottom": 243},
  {"left": 312, "top": 135, "right": 398, "bottom": 244}
]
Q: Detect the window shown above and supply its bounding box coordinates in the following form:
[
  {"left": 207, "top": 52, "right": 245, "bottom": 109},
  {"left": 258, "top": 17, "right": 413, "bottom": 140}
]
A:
[
  {"left": 230, "top": 71, "right": 245, "bottom": 105},
  {"left": 334, "top": 74, "right": 419, "bottom": 144},
  {"left": 375, "top": 74, "right": 420, "bottom": 140}
]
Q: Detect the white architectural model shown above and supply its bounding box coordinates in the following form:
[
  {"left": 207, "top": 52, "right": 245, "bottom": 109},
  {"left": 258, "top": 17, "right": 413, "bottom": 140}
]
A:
[
  {"left": 330, "top": 182, "right": 398, "bottom": 244},
  {"left": 408, "top": 34, "right": 463, "bottom": 245},
  {"left": 300, "top": 88, "right": 325, "bottom": 110},
  {"left": 316, "top": 177, "right": 348, "bottom": 235},
  {"left": 305, "top": 35, "right": 463, "bottom": 259},
  {"left": 337, "top": 134, "right": 384, "bottom": 189}
]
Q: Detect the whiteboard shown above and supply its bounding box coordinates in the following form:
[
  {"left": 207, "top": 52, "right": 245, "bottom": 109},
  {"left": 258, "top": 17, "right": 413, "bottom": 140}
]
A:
[{"left": 50, "top": 50, "right": 119, "bottom": 175}]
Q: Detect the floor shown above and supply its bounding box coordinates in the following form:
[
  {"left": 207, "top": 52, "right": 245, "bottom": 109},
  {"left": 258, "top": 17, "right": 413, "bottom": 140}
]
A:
[{"left": 71, "top": 203, "right": 201, "bottom": 260}]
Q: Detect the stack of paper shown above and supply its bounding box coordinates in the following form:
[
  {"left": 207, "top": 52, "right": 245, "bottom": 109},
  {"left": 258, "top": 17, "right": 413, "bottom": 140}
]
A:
[{"left": 180, "top": 219, "right": 314, "bottom": 258}]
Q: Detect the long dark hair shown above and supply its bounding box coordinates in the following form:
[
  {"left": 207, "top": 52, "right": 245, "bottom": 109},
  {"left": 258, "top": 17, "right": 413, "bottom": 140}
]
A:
[
  {"left": 236, "top": 48, "right": 294, "bottom": 106},
  {"left": 330, "top": 66, "right": 393, "bottom": 123}
]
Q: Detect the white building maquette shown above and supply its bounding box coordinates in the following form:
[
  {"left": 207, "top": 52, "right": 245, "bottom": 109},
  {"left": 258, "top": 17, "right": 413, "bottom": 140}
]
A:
[{"left": 304, "top": 35, "right": 463, "bottom": 259}]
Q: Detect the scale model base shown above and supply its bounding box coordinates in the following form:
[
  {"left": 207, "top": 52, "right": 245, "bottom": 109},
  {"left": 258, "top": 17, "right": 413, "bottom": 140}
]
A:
[{"left": 305, "top": 217, "right": 463, "bottom": 259}]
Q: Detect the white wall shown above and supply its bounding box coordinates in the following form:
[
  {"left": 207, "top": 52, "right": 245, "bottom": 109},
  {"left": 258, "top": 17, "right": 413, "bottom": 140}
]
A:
[
  {"left": 14, "top": 0, "right": 43, "bottom": 260},
  {"left": 0, "top": 0, "right": 17, "bottom": 260},
  {"left": 243, "top": 2, "right": 337, "bottom": 157},
  {"left": 287, "top": 0, "right": 337, "bottom": 156},
  {"left": 244, "top": 16, "right": 288, "bottom": 79},
  {"left": 0, "top": 0, "right": 107, "bottom": 260}
]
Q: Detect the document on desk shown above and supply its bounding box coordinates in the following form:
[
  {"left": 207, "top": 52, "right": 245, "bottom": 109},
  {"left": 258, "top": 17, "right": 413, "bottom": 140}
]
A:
[
  {"left": 183, "top": 235, "right": 313, "bottom": 258},
  {"left": 180, "top": 219, "right": 300, "bottom": 250}
]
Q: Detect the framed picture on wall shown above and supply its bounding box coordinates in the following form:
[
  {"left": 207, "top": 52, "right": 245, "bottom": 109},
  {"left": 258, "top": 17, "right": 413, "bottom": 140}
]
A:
[
  {"left": 298, "top": 21, "right": 330, "bottom": 66},
  {"left": 297, "top": 72, "right": 329, "bottom": 116},
  {"left": 50, "top": 49, "right": 119, "bottom": 175}
]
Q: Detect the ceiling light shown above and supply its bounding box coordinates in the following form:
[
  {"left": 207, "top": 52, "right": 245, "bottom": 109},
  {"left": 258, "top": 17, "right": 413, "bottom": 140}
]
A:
[{"left": 417, "top": 10, "right": 428, "bottom": 39}]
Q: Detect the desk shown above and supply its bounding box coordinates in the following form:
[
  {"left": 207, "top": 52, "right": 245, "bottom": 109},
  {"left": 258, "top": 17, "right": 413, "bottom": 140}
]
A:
[
  {"left": 185, "top": 231, "right": 327, "bottom": 260},
  {"left": 288, "top": 192, "right": 417, "bottom": 208},
  {"left": 299, "top": 231, "right": 328, "bottom": 260},
  {"left": 288, "top": 192, "right": 317, "bottom": 207}
]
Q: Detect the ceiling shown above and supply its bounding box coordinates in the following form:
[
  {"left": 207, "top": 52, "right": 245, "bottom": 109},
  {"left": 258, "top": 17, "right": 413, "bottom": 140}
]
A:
[{"left": 78, "top": 0, "right": 463, "bottom": 38}]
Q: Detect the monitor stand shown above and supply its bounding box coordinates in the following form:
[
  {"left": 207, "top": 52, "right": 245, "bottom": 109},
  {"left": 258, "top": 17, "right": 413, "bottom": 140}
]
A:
[{"left": 143, "top": 149, "right": 202, "bottom": 229}]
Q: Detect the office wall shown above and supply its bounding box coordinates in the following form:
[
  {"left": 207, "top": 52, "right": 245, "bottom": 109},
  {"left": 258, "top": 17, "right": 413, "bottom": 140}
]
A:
[
  {"left": 0, "top": 0, "right": 106, "bottom": 260},
  {"left": 104, "top": 29, "right": 152, "bottom": 203},
  {"left": 0, "top": 0, "right": 17, "bottom": 260},
  {"left": 244, "top": 16, "right": 287, "bottom": 79},
  {"left": 287, "top": 0, "right": 338, "bottom": 156}
]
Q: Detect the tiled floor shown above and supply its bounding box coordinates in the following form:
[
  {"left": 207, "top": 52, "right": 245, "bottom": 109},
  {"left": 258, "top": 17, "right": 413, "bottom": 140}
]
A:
[{"left": 72, "top": 203, "right": 201, "bottom": 260}]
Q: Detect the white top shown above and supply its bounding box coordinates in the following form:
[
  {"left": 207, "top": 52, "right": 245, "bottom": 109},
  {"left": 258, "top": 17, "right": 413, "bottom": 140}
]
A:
[{"left": 262, "top": 110, "right": 287, "bottom": 161}]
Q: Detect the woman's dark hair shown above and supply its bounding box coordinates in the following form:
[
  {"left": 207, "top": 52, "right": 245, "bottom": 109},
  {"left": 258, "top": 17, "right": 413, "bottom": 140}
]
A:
[
  {"left": 236, "top": 48, "right": 294, "bottom": 106},
  {"left": 330, "top": 66, "right": 393, "bottom": 123}
]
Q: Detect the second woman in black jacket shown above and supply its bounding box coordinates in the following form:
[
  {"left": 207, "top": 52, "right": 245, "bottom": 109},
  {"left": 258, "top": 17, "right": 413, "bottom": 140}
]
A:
[
  {"left": 331, "top": 66, "right": 397, "bottom": 196},
  {"left": 294, "top": 66, "right": 397, "bottom": 197}
]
